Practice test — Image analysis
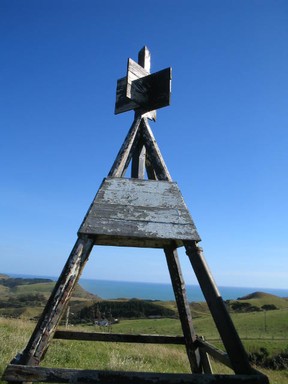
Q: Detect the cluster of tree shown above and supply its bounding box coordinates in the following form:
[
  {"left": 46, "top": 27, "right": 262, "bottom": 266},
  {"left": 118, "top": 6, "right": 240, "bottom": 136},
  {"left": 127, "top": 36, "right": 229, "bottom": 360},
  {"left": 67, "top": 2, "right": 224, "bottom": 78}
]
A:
[
  {"left": 229, "top": 302, "right": 260, "bottom": 312},
  {"left": 227, "top": 301, "right": 278, "bottom": 313},
  {"left": 261, "top": 304, "right": 278, "bottom": 311},
  {"left": 0, "top": 293, "right": 46, "bottom": 308},
  {"left": 0, "top": 277, "right": 52, "bottom": 288},
  {"left": 78, "top": 299, "right": 176, "bottom": 321},
  {"left": 249, "top": 347, "right": 288, "bottom": 370}
]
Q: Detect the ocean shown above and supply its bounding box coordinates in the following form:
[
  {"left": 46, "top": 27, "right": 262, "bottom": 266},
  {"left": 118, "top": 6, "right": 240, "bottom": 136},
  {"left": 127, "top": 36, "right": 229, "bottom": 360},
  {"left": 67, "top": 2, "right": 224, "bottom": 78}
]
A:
[
  {"left": 79, "top": 278, "right": 288, "bottom": 302},
  {"left": 6, "top": 273, "right": 288, "bottom": 301}
]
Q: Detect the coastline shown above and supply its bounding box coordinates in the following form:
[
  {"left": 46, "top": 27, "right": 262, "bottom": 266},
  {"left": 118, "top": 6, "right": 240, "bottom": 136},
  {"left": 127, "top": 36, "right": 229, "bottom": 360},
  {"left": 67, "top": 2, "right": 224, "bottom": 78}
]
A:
[
  {"left": 79, "top": 278, "right": 288, "bottom": 302},
  {"left": 4, "top": 273, "right": 288, "bottom": 302}
]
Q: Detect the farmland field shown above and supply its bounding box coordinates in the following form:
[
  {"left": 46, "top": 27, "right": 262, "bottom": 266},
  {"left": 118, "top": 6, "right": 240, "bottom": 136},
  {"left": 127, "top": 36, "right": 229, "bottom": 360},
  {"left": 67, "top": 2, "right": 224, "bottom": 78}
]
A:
[
  {"left": 0, "top": 276, "right": 287, "bottom": 383},
  {"left": 1, "top": 313, "right": 288, "bottom": 384}
]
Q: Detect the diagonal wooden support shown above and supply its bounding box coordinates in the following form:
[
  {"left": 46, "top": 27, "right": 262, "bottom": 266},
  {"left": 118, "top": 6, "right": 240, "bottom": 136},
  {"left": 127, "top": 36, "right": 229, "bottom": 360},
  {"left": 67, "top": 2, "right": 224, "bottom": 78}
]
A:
[
  {"left": 108, "top": 115, "right": 142, "bottom": 177},
  {"left": 184, "top": 240, "right": 253, "bottom": 375},
  {"left": 16, "top": 237, "right": 94, "bottom": 366},
  {"left": 141, "top": 118, "right": 172, "bottom": 181},
  {"left": 164, "top": 244, "right": 201, "bottom": 373},
  {"left": 131, "top": 137, "right": 146, "bottom": 179}
]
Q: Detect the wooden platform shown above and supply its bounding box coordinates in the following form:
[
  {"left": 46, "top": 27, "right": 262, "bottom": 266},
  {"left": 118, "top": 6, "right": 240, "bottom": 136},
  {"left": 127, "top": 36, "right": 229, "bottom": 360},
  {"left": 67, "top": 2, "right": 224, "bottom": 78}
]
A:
[{"left": 78, "top": 177, "right": 200, "bottom": 247}]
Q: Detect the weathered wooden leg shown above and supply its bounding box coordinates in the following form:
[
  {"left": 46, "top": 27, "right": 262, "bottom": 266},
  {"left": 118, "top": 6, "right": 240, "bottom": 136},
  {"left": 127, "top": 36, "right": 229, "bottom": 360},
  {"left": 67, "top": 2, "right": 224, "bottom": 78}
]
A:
[
  {"left": 198, "top": 337, "right": 213, "bottom": 374},
  {"left": 184, "top": 240, "right": 253, "bottom": 374},
  {"left": 131, "top": 139, "right": 146, "bottom": 179},
  {"left": 145, "top": 155, "right": 157, "bottom": 180},
  {"left": 108, "top": 115, "right": 142, "bottom": 178},
  {"left": 141, "top": 119, "right": 172, "bottom": 181},
  {"left": 16, "top": 236, "right": 94, "bottom": 366},
  {"left": 164, "top": 245, "right": 202, "bottom": 373}
]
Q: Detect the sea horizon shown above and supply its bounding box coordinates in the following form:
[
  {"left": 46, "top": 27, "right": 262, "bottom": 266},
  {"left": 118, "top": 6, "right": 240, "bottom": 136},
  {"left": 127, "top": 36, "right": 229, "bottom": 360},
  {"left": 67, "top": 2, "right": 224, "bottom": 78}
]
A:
[{"left": 4, "top": 272, "right": 288, "bottom": 302}]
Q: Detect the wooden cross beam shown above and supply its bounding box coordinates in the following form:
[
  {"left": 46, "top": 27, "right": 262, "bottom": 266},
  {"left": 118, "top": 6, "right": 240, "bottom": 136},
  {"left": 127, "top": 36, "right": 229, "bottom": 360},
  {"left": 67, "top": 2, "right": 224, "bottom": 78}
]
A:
[{"left": 115, "top": 46, "right": 172, "bottom": 119}]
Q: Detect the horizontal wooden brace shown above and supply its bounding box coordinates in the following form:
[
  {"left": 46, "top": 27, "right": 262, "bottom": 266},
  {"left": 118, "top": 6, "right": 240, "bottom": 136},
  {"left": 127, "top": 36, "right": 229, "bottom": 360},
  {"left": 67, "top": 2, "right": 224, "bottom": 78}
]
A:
[
  {"left": 53, "top": 331, "right": 266, "bottom": 374},
  {"left": 195, "top": 338, "right": 232, "bottom": 369},
  {"left": 3, "top": 365, "right": 269, "bottom": 384},
  {"left": 54, "top": 331, "right": 185, "bottom": 345}
]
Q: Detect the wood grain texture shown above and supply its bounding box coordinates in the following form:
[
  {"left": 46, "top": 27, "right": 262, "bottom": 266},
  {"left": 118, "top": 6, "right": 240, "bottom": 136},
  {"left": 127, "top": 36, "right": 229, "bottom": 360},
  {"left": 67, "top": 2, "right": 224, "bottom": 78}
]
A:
[
  {"left": 54, "top": 331, "right": 185, "bottom": 344},
  {"left": 108, "top": 116, "right": 142, "bottom": 178},
  {"left": 78, "top": 178, "right": 200, "bottom": 247},
  {"left": 126, "top": 58, "right": 149, "bottom": 100},
  {"left": 3, "top": 365, "right": 269, "bottom": 384},
  {"left": 115, "top": 77, "right": 139, "bottom": 115},
  {"left": 164, "top": 245, "right": 201, "bottom": 373},
  {"left": 136, "top": 47, "right": 156, "bottom": 120},
  {"left": 141, "top": 118, "right": 172, "bottom": 181},
  {"left": 184, "top": 241, "right": 253, "bottom": 375},
  {"left": 196, "top": 338, "right": 232, "bottom": 369},
  {"left": 115, "top": 77, "right": 156, "bottom": 120},
  {"left": 129, "top": 68, "right": 171, "bottom": 112},
  {"left": 115, "top": 49, "right": 169, "bottom": 117},
  {"left": 138, "top": 46, "right": 151, "bottom": 72},
  {"left": 18, "top": 237, "right": 94, "bottom": 366},
  {"left": 131, "top": 139, "right": 146, "bottom": 179}
]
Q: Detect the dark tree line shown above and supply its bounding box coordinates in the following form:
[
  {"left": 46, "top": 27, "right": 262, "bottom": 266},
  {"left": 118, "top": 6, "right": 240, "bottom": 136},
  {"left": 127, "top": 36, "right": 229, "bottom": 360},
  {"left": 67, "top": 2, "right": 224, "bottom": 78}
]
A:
[
  {"left": 0, "top": 293, "right": 46, "bottom": 308},
  {"left": 0, "top": 277, "right": 53, "bottom": 288},
  {"left": 79, "top": 299, "right": 176, "bottom": 321}
]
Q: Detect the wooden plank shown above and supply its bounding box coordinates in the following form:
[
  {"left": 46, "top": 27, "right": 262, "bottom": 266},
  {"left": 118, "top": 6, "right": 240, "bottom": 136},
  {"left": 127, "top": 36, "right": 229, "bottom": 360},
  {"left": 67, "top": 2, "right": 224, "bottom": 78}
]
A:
[
  {"left": 115, "top": 77, "right": 156, "bottom": 120},
  {"left": 145, "top": 155, "right": 157, "bottom": 180},
  {"left": 54, "top": 331, "right": 185, "bottom": 344},
  {"left": 131, "top": 138, "right": 146, "bottom": 179},
  {"left": 164, "top": 245, "right": 201, "bottom": 373},
  {"left": 184, "top": 241, "right": 253, "bottom": 375},
  {"left": 3, "top": 365, "right": 270, "bottom": 384},
  {"left": 17, "top": 237, "right": 94, "bottom": 366},
  {"left": 115, "top": 48, "right": 156, "bottom": 120},
  {"left": 196, "top": 337, "right": 232, "bottom": 369},
  {"left": 129, "top": 68, "right": 171, "bottom": 112},
  {"left": 115, "top": 46, "right": 167, "bottom": 117},
  {"left": 141, "top": 118, "right": 173, "bottom": 181},
  {"left": 115, "top": 76, "right": 139, "bottom": 114},
  {"left": 52, "top": 332, "right": 242, "bottom": 372},
  {"left": 199, "top": 348, "right": 213, "bottom": 374},
  {"left": 78, "top": 178, "right": 200, "bottom": 243},
  {"left": 126, "top": 58, "right": 149, "bottom": 99},
  {"left": 108, "top": 115, "right": 142, "bottom": 177},
  {"left": 91, "top": 234, "right": 180, "bottom": 248},
  {"left": 138, "top": 46, "right": 151, "bottom": 72}
]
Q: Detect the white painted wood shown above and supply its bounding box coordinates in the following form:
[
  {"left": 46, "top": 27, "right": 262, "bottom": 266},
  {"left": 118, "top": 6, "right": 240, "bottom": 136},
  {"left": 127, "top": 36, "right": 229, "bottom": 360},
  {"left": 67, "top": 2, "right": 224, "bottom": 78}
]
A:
[{"left": 78, "top": 178, "right": 200, "bottom": 246}]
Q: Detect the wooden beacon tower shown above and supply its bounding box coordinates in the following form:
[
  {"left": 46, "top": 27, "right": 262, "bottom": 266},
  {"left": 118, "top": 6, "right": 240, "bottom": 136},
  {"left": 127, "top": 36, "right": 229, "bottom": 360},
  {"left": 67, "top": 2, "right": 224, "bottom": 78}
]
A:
[{"left": 3, "top": 47, "right": 268, "bottom": 384}]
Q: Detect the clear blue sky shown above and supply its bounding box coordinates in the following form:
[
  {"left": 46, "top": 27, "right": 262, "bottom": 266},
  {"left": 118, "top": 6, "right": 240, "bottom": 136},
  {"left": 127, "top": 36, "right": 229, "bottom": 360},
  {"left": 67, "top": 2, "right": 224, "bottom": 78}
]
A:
[{"left": 1, "top": 1, "right": 287, "bottom": 289}]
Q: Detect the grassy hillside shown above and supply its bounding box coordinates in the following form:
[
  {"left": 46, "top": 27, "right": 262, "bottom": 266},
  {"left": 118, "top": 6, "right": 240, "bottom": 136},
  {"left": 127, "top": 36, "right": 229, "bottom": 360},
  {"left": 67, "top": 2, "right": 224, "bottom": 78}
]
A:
[
  {"left": 236, "top": 292, "right": 288, "bottom": 309},
  {"left": 226, "top": 292, "right": 288, "bottom": 314},
  {"left": 1, "top": 275, "right": 287, "bottom": 383},
  {"left": 0, "top": 274, "right": 100, "bottom": 319},
  {"left": 1, "top": 316, "right": 287, "bottom": 384}
]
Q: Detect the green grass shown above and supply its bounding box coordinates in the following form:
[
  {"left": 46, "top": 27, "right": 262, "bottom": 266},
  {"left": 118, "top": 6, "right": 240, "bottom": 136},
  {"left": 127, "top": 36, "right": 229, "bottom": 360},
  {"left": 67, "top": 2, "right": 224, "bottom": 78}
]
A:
[
  {"left": 0, "top": 277, "right": 99, "bottom": 319},
  {"left": 229, "top": 292, "right": 288, "bottom": 310},
  {"left": 1, "top": 287, "right": 288, "bottom": 384},
  {"left": 1, "top": 314, "right": 288, "bottom": 384},
  {"left": 231, "top": 310, "right": 288, "bottom": 340},
  {"left": 11, "top": 282, "right": 56, "bottom": 296}
]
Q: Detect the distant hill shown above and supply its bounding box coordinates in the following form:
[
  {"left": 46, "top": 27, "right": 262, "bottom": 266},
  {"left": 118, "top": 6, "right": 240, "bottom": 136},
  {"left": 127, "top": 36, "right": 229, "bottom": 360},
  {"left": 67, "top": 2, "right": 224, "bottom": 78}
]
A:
[
  {"left": 0, "top": 273, "right": 9, "bottom": 280},
  {"left": 0, "top": 274, "right": 101, "bottom": 319},
  {"left": 228, "top": 291, "right": 288, "bottom": 312},
  {"left": 238, "top": 291, "right": 278, "bottom": 300}
]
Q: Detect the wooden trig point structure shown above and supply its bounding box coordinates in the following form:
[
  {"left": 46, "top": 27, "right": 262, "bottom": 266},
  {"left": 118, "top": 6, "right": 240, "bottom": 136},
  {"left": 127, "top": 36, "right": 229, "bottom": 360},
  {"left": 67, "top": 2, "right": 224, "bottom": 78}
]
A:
[{"left": 3, "top": 47, "right": 269, "bottom": 384}]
